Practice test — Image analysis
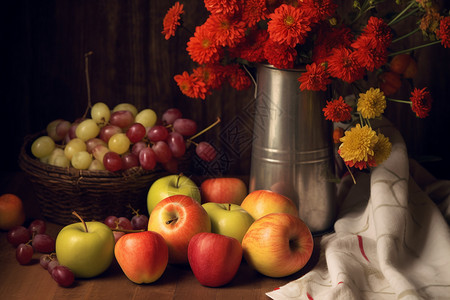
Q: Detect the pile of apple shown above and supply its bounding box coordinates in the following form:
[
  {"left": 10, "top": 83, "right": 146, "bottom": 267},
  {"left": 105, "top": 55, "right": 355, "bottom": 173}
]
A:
[{"left": 50, "top": 175, "right": 314, "bottom": 288}]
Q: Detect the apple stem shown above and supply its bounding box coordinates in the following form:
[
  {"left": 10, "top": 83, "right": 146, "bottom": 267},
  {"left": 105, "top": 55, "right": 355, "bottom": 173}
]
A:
[
  {"left": 166, "top": 218, "right": 178, "bottom": 225},
  {"left": 176, "top": 173, "right": 183, "bottom": 188},
  {"left": 72, "top": 211, "right": 88, "bottom": 233},
  {"left": 228, "top": 203, "right": 231, "bottom": 211}
]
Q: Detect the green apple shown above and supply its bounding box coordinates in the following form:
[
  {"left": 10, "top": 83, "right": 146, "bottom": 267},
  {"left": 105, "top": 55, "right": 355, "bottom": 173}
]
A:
[
  {"left": 147, "top": 174, "right": 201, "bottom": 215},
  {"left": 202, "top": 202, "right": 254, "bottom": 243},
  {"left": 55, "top": 214, "right": 115, "bottom": 278}
]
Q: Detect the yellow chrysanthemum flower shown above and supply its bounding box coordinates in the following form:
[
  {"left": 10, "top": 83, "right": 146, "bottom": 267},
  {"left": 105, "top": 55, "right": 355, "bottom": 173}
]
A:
[
  {"left": 339, "top": 124, "right": 378, "bottom": 163},
  {"left": 373, "top": 132, "right": 392, "bottom": 165},
  {"left": 357, "top": 88, "right": 386, "bottom": 119}
]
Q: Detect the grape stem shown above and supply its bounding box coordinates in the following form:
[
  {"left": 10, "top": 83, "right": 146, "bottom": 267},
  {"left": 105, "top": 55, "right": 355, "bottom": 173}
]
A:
[
  {"left": 72, "top": 211, "right": 88, "bottom": 233},
  {"left": 127, "top": 203, "right": 140, "bottom": 216},
  {"left": 187, "top": 117, "right": 221, "bottom": 142},
  {"left": 113, "top": 228, "right": 145, "bottom": 233},
  {"left": 82, "top": 51, "right": 94, "bottom": 119}
]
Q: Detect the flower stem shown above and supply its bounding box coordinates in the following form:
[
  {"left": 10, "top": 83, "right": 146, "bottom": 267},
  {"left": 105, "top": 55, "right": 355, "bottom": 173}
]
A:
[
  {"left": 392, "top": 27, "right": 420, "bottom": 43},
  {"left": 387, "top": 1, "right": 417, "bottom": 27},
  {"left": 386, "top": 97, "right": 412, "bottom": 104},
  {"left": 388, "top": 7, "right": 420, "bottom": 27},
  {"left": 388, "top": 40, "right": 442, "bottom": 56}
]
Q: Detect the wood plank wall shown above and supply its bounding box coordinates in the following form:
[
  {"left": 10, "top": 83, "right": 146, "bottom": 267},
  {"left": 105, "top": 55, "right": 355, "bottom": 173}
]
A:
[{"left": 3, "top": 1, "right": 450, "bottom": 178}]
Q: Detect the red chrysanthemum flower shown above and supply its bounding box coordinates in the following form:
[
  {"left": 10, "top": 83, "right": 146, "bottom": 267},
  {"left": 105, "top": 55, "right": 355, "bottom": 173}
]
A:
[
  {"left": 361, "top": 16, "right": 393, "bottom": 49},
  {"left": 192, "top": 64, "right": 228, "bottom": 90},
  {"left": 300, "top": 0, "right": 337, "bottom": 23},
  {"left": 410, "top": 87, "right": 433, "bottom": 118},
  {"left": 203, "top": 14, "right": 247, "bottom": 47},
  {"left": 436, "top": 16, "right": 450, "bottom": 48},
  {"left": 267, "top": 4, "right": 312, "bottom": 47},
  {"left": 312, "top": 25, "right": 353, "bottom": 64},
  {"left": 351, "top": 35, "right": 389, "bottom": 71},
  {"left": 162, "top": 2, "right": 184, "bottom": 40},
  {"left": 230, "top": 29, "right": 269, "bottom": 63},
  {"left": 327, "top": 47, "right": 365, "bottom": 83},
  {"left": 186, "top": 25, "right": 223, "bottom": 65},
  {"left": 298, "top": 63, "right": 331, "bottom": 91},
  {"left": 263, "top": 38, "right": 297, "bottom": 69},
  {"left": 174, "top": 71, "right": 208, "bottom": 99},
  {"left": 224, "top": 64, "right": 253, "bottom": 91},
  {"left": 204, "top": 0, "right": 241, "bottom": 17},
  {"left": 323, "top": 96, "right": 353, "bottom": 122},
  {"left": 340, "top": 155, "right": 377, "bottom": 170},
  {"left": 241, "top": 0, "right": 269, "bottom": 27}
]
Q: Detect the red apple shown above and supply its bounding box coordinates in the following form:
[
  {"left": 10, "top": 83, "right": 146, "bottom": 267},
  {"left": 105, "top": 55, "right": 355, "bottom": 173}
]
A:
[
  {"left": 114, "top": 231, "right": 168, "bottom": 284},
  {"left": 200, "top": 177, "right": 247, "bottom": 205},
  {"left": 188, "top": 232, "right": 242, "bottom": 287},
  {"left": 147, "top": 195, "right": 211, "bottom": 264},
  {"left": 242, "top": 213, "right": 313, "bottom": 278},
  {"left": 241, "top": 190, "right": 298, "bottom": 220}
]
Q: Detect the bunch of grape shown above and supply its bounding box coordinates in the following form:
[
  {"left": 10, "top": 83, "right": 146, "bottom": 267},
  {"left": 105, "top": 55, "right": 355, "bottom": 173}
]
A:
[
  {"left": 6, "top": 219, "right": 75, "bottom": 287},
  {"left": 30, "top": 103, "right": 219, "bottom": 173},
  {"left": 104, "top": 205, "right": 149, "bottom": 242}
]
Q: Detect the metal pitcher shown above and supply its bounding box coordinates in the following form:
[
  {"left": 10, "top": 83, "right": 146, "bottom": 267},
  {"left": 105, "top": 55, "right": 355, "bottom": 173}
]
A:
[{"left": 249, "top": 64, "right": 337, "bottom": 234}]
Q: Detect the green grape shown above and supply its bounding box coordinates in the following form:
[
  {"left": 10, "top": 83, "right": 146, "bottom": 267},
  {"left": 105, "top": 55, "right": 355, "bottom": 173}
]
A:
[
  {"left": 108, "top": 133, "right": 131, "bottom": 155},
  {"left": 64, "top": 138, "right": 86, "bottom": 160},
  {"left": 71, "top": 151, "right": 92, "bottom": 170},
  {"left": 76, "top": 118, "right": 100, "bottom": 141},
  {"left": 88, "top": 159, "right": 105, "bottom": 171},
  {"left": 135, "top": 109, "right": 157, "bottom": 128},
  {"left": 51, "top": 154, "right": 70, "bottom": 168},
  {"left": 91, "top": 102, "right": 111, "bottom": 126},
  {"left": 31, "top": 136, "right": 55, "bottom": 158},
  {"left": 113, "top": 103, "right": 138, "bottom": 117}
]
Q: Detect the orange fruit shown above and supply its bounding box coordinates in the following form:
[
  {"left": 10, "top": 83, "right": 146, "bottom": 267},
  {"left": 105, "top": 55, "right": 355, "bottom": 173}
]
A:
[{"left": 0, "top": 193, "right": 26, "bottom": 230}]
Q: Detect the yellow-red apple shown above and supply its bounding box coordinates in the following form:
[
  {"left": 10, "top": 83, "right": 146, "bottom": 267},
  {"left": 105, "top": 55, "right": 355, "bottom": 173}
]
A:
[
  {"left": 240, "top": 190, "right": 298, "bottom": 220},
  {"left": 114, "top": 231, "right": 168, "bottom": 284},
  {"left": 148, "top": 195, "right": 211, "bottom": 264},
  {"left": 242, "top": 213, "right": 313, "bottom": 277},
  {"left": 200, "top": 177, "right": 247, "bottom": 205}
]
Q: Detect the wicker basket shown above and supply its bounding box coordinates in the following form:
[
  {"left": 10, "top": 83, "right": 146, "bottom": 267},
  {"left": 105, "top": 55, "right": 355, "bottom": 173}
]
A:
[{"left": 18, "top": 132, "right": 170, "bottom": 225}]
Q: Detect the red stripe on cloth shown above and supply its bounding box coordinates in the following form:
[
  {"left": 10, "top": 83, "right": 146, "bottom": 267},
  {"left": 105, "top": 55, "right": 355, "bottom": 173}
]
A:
[
  {"left": 357, "top": 235, "right": 370, "bottom": 262},
  {"left": 307, "top": 292, "right": 314, "bottom": 300}
]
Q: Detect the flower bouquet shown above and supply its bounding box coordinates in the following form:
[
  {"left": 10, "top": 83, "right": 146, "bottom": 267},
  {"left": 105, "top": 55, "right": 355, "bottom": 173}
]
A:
[{"left": 162, "top": 0, "right": 449, "bottom": 179}]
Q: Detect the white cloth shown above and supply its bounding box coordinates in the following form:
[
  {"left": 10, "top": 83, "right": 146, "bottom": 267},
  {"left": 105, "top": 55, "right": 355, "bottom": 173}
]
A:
[{"left": 266, "top": 120, "right": 450, "bottom": 300}]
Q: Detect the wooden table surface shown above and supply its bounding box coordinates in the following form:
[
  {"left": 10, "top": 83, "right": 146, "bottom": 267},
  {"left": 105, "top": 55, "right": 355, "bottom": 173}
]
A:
[{"left": 0, "top": 171, "right": 321, "bottom": 300}]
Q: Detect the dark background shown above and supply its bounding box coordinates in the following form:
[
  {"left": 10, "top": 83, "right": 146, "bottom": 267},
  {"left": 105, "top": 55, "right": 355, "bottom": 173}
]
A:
[{"left": 2, "top": 1, "right": 450, "bottom": 179}]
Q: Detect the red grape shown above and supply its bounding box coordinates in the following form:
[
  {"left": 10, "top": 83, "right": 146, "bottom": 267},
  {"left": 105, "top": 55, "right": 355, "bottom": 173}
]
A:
[
  {"left": 122, "top": 153, "right": 139, "bottom": 170},
  {"left": 131, "top": 214, "right": 149, "bottom": 230},
  {"left": 47, "top": 259, "right": 60, "bottom": 275},
  {"left": 162, "top": 158, "right": 179, "bottom": 173},
  {"left": 110, "top": 110, "right": 135, "bottom": 129},
  {"left": 131, "top": 141, "right": 147, "bottom": 156},
  {"left": 85, "top": 138, "right": 107, "bottom": 153},
  {"left": 117, "top": 217, "right": 133, "bottom": 230},
  {"left": 152, "top": 141, "right": 173, "bottom": 163},
  {"left": 40, "top": 254, "right": 52, "bottom": 269},
  {"left": 104, "top": 216, "right": 118, "bottom": 229},
  {"left": 167, "top": 132, "right": 186, "bottom": 158},
  {"left": 126, "top": 123, "right": 146, "bottom": 143},
  {"left": 103, "top": 151, "right": 123, "bottom": 172},
  {"left": 16, "top": 243, "right": 34, "bottom": 265},
  {"left": 139, "top": 147, "right": 157, "bottom": 170},
  {"left": 28, "top": 219, "right": 46, "bottom": 235},
  {"left": 173, "top": 118, "right": 197, "bottom": 136},
  {"left": 162, "top": 108, "right": 182, "bottom": 125},
  {"left": 52, "top": 265, "right": 75, "bottom": 287},
  {"left": 99, "top": 124, "right": 122, "bottom": 143},
  {"left": 7, "top": 226, "right": 31, "bottom": 247},
  {"left": 196, "top": 141, "right": 217, "bottom": 162},
  {"left": 32, "top": 233, "right": 56, "bottom": 253},
  {"left": 147, "top": 125, "right": 169, "bottom": 142}
]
